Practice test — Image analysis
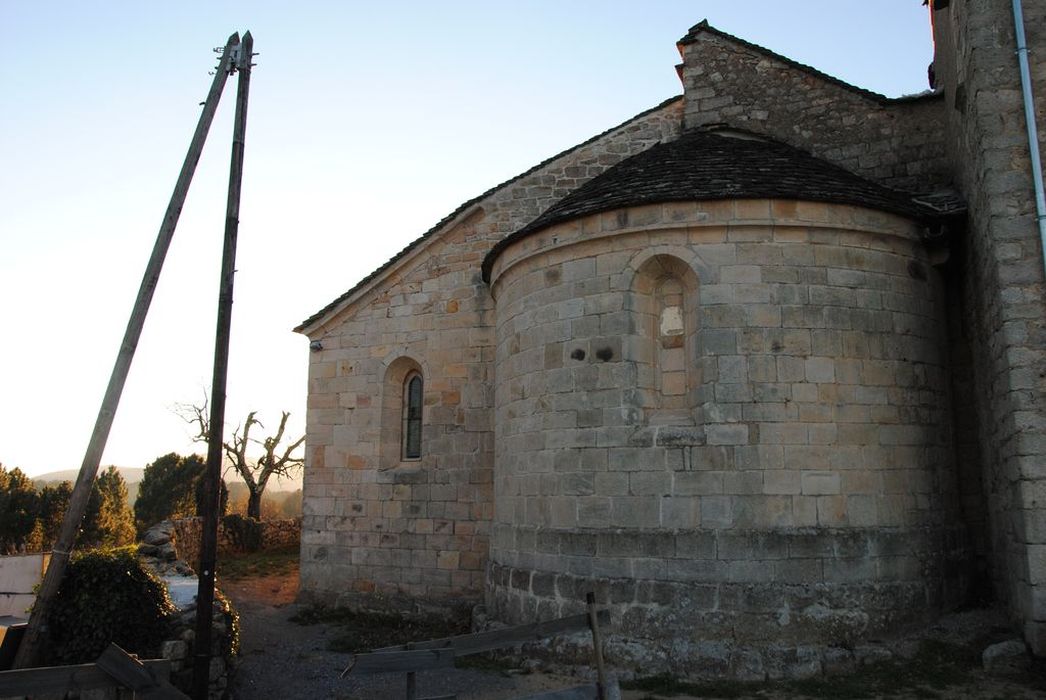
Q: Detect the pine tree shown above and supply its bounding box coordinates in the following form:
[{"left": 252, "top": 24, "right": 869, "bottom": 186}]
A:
[{"left": 79, "top": 466, "right": 135, "bottom": 548}]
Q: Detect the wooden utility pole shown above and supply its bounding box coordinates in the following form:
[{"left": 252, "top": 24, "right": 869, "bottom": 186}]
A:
[
  {"left": 13, "top": 33, "right": 242, "bottom": 670},
  {"left": 191, "top": 31, "right": 253, "bottom": 700}
]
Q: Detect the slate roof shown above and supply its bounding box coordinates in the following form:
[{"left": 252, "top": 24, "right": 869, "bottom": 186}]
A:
[
  {"left": 481, "top": 129, "right": 946, "bottom": 282},
  {"left": 294, "top": 96, "right": 683, "bottom": 333}
]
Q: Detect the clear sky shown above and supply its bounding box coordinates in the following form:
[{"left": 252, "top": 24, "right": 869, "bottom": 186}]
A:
[{"left": 0, "top": 2, "right": 934, "bottom": 477}]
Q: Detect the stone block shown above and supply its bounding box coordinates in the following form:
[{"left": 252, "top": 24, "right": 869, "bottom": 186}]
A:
[
  {"left": 661, "top": 497, "right": 699, "bottom": 528},
  {"left": 630, "top": 471, "right": 671, "bottom": 496},
  {"left": 982, "top": 639, "right": 1030, "bottom": 675},
  {"left": 846, "top": 495, "right": 878, "bottom": 526},
  {"left": 676, "top": 530, "right": 716, "bottom": 559},
  {"left": 764, "top": 470, "right": 801, "bottom": 495},
  {"left": 578, "top": 497, "right": 612, "bottom": 526},
  {"left": 611, "top": 497, "right": 661, "bottom": 528},
  {"left": 707, "top": 424, "right": 750, "bottom": 446},
  {"left": 1029, "top": 545, "right": 1046, "bottom": 585},
  {"left": 437, "top": 550, "right": 461, "bottom": 570},
  {"left": 805, "top": 357, "right": 836, "bottom": 383},
  {"left": 594, "top": 472, "right": 629, "bottom": 496},
  {"left": 801, "top": 471, "right": 840, "bottom": 496},
  {"left": 160, "top": 640, "right": 188, "bottom": 661},
  {"left": 701, "top": 496, "right": 734, "bottom": 527}
]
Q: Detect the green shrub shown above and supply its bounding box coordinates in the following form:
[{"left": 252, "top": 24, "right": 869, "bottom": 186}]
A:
[
  {"left": 214, "top": 587, "right": 240, "bottom": 657},
  {"left": 44, "top": 547, "right": 176, "bottom": 664}
]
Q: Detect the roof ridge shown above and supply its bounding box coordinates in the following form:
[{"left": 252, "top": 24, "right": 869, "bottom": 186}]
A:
[
  {"left": 294, "top": 95, "right": 683, "bottom": 333},
  {"left": 679, "top": 20, "right": 911, "bottom": 104}
]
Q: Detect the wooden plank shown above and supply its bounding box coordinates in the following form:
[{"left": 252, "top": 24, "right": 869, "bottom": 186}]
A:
[
  {"left": 344, "top": 648, "right": 456, "bottom": 676},
  {"left": 373, "top": 610, "right": 610, "bottom": 657},
  {"left": 95, "top": 644, "right": 189, "bottom": 700},
  {"left": 141, "top": 681, "right": 192, "bottom": 700},
  {"left": 96, "top": 644, "right": 154, "bottom": 690},
  {"left": 405, "top": 641, "right": 417, "bottom": 700},
  {"left": 514, "top": 683, "right": 600, "bottom": 700},
  {"left": 0, "top": 659, "right": 170, "bottom": 696},
  {"left": 12, "top": 31, "right": 242, "bottom": 670}
]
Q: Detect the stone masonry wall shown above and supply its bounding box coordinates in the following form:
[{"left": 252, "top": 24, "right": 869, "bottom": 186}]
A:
[
  {"left": 139, "top": 521, "right": 236, "bottom": 699},
  {"left": 299, "top": 100, "right": 683, "bottom": 612},
  {"left": 170, "top": 517, "right": 301, "bottom": 570},
  {"left": 931, "top": 0, "right": 1046, "bottom": 653},
  {"left": 678, "top": 25, "right": 951, "bottom": 194},
  {"left": 485, "top": 199, "right": 969, "bottom": 670}
]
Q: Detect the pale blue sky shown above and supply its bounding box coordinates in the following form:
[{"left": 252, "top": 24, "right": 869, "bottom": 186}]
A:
[{"left": 0, "top": 2, "right": 934, "bottom": 476}]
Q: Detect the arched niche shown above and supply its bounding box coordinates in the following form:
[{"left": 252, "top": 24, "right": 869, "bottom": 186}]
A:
[{"left": 631, "top": 254, "right": 701, "bottom": 425}]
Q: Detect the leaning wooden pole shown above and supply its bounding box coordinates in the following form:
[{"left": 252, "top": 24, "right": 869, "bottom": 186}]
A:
[
  {"left": 13, "top": 33, "right": 241, "bottom": 670},
  {"left": 192, "top": 31, "right": 253, "bottom": 700},
  {"left": 586, "top": 592, "right": 608, "bottom": 700}
]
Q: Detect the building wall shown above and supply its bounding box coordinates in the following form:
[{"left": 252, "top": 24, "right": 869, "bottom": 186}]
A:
[
  {"left": 297, "top": 5, "right": 1046, "bottom": 662},
  {"left": 677, "top": 25, "right": 951, "bottom": 193},
  {"left": 298, "top": 100, "right": 683, "bottom": 611},
  {"left": 930, "top": 0, "right": 1046, "bottom": 652},
  {"left": 486, "top": 199, "right": 968, "bottom": 671}
]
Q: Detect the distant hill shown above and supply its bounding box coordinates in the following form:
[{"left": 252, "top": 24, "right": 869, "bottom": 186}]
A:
[
  {"left": 33, "top": 466, "right": 145, "bottom": 486},
  {"left": 31, "top": 465, "right": 301, "bottom": 508},
  {"left": 33, "top": 466, "right": 144, "bottom": 504}
]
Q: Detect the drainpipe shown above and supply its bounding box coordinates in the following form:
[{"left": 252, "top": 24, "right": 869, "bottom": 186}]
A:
[{"left": 1012, "top": 0, "right": 1046, "bottom": 280}]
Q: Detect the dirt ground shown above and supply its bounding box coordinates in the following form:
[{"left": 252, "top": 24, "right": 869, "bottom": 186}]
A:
[
  {"left": 221, "top": 572, "right": 584, "bottom": 700},
  {"left": 221, "top": 569, "right": 1046, "bottom": 700}
]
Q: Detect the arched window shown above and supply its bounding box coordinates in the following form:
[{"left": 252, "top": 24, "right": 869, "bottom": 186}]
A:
[
  {"left": 402, "top": 372, "right": 423, "bottom": 460},
  {"left": 380, "top": 357, "right": 424, "bottom": 468}
]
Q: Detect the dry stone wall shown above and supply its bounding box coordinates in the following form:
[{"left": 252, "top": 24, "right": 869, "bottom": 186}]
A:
[
  {"left": 169, "top": 517, "right": 301, "bottom": 570},
  {"left": 300, "top": 100, "right": 683, "bottom": 612},
  {"left": 138, "top": 521, "right": 237, "bottom": 699}
]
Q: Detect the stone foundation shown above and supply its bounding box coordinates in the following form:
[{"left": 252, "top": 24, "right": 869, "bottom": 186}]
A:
[{"left": 487, "top": 525, "right": 970, "bottom": 678}]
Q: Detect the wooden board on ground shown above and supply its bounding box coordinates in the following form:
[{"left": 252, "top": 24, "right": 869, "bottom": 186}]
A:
[
  {"left": 345, "top": 647, "right": 456, "bottom": 675},
  {"left": 95, "top": 644, "right": 188, "bottom": 699},
  {"left": 373, "top": 610, "right": 610, "bottom": 656},
  {"left": 0, "top": 659, "right": 172, "bottom": 697},
  {"left": 515, "top": 684, "right": 601, "bottom": 700}
]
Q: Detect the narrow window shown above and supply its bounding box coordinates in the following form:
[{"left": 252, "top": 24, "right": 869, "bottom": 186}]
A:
[
  {"left": 657, "top": 278, "right": 687, "bottom": 410},
  {"left": 402, "top": 373, "right": 423, "bottom": 460}
]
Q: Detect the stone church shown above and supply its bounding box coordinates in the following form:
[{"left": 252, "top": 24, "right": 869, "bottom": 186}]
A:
[{"left": 296, "top": 1, "right": 1046, "bottom": 676}]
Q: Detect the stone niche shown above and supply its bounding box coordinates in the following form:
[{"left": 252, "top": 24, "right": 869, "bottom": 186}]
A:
[{"left": 484, "top": 196, "right": 969, "bottom": 677}]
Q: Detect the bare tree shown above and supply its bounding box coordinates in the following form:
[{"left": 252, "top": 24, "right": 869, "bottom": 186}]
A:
[{"left": 182, "top": 401, "right": 305, "bottom": 519}]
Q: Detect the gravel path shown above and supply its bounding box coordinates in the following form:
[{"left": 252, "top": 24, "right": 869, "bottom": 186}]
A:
[
  {"left": 222, "top": 573, "right": 582, "bottom": 700},
  {"left": 221, "top": 572, "right": 1046, "bottom": 700}
]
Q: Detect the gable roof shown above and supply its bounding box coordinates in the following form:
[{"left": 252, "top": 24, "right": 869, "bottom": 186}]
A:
[
  {"left": 298, "top": 20, "right": 944, "bottom": 333},
  {"left": 678, "top": 20, "right": 938, "bottom": 105},
  {"left": 482, "top": 128, "right": 945, "bottom": 282},
  {"left": 294, "top": 96, "right": 683, "bottom": 334}
]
